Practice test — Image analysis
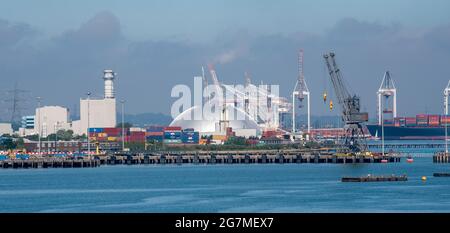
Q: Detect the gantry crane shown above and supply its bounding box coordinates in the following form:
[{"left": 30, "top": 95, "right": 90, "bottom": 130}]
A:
[
  {"left": 292, "top": 49, "right": 311, "bottom": 134},
  {"left": 323, "top": 52, "right": 368, "bottom": 153}
]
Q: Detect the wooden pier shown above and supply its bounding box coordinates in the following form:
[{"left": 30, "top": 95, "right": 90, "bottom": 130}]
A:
[
  {"left": 0, "top": 150, "right": 402, "bottom": 169},
  {"left": 0, "top": 158, "right": 100, "bottom": 169},
  {"left": 98, "top": 153, "right": 401, "bottom": 165},
  {"left": 341, "top": 175, "right": 408, "bottom": 182},
  {"left": 368, "top": 143, "right": 446, "bottom": 150}
]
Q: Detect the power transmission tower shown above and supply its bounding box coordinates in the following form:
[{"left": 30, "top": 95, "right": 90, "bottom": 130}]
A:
[{"left": 3, "top": 82, "right": 29, "bottom": 127}]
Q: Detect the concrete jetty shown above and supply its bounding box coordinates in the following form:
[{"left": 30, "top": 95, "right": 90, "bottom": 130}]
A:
[{"left": 0, "top": 150, "right": 401, "bottom": 169}]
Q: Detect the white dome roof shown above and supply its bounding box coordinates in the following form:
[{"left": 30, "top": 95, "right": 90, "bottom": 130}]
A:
[{"left": 170, "top": 105, "right": 260, "bottom": 133}]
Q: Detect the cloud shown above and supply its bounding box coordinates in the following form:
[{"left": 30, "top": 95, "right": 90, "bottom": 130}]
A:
[
  {"left": 1, "top": 14, "right": 450, "bottom": 119},
  {"left": 56, "top": 11, "right": 122, "bottom": 48},
  {"left": 0, "top": 18, "right": 36, "bottom": 48}
]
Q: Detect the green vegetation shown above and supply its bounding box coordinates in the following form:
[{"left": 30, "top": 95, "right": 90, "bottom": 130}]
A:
[
  {"left": 224, "top": 136, "right": 247, "bottom": 146},
  {"left": 23, "top": 129, "right": 80, "bottom": 141},
  {"left": 0, "top": 135, "right": 25, "bottom": 150},
  {"left": 125, "top": 142, "right": 145, "bottom": 151}
]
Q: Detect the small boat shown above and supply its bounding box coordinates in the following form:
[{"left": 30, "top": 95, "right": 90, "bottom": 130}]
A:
[
  {"left": 381, "top": 159, "right": 388, "bottom": 163},
  {"left": 406, "top": 155, "right": 414, "bottom": 163}
]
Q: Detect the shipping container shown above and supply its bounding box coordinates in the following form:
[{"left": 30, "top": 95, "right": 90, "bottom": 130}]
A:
[
  {"left": 97, "top": 132, "right": 108, "bottom": 138},
  {"left": 428, "top": 115, "right": 440, "bottom": 126},
  {"left": 103, "top": 127, "right": 122, "bottom": 136},
  {"left": 163, "top": 139, "right": 182, "bottom": 144},
  {"left": 181, "top": 131, "right": 199, "bottom": 144},
  {"left": 262, "top": 130, "right": 278, "bottom": 138},
  {"left": 15, "top": 154, "right": 29, "bottom": 160},
  {"left": 0, "top": 155, "right": 8, "bottom": 160},
  {"left": 88, "top": 128, "right": 104, "bottom": 133},
  {"left": 405, "top": 117, "right": 416, "bottom": 123},
  {"left": 97, "top": 137, "right": 107, "bottom": 141},
  {"left": 164, "top": 126, "right": 182, "bottom": 131},
  {"left": 383, "top": 119, "right": 393, "bottom": 125},
  {"left": 164, "top": 131, "right": 182, "bottom": 140},
  {"left": 212, "top": 135, "right": 228, "bottom": 141},
  {"left": 146, "top": 131, "right": 164, "bottom": 136},
  {"left": 441, "top": 115, "right": 450, "bottom": 125},
  {"left": 129, "top": 132, "right": 145, "bottom": 137},
  {"left": 130, "top": 127, "right": 145, "bottom": 132},
  {"left": 107, "top": 137, "right": 117, "bottom": 141},
  {"left": 146, "top": 135, "right": 163, "bottom": 142},
  {"left": 417, "top": 121, "right": 428, "bottom": 126}
]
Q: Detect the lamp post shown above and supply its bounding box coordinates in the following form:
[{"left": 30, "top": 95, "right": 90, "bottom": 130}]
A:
[
  {"left": 36, "top": 97, "right": 42, "bottom": 155},
  {"left": 87, "top": 92, "right": 91, "bottom": 155},
  {"left": 381, "top": 98, "right": 385, "bottom": 156},
  {"left": 121, "top": 100, "right": 125, "bottom": 151},
  {"left": 54, "top": 122, "right": 58, "bottom": 152}
]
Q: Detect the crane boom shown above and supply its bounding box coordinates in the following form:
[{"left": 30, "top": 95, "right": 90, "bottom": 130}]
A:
[{"left": 323, "top": 52, "right": 368, "bottom": 153}]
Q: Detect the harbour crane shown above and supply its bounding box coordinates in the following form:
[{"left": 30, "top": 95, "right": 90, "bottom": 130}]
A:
[
  {"left": 292, "top": 49, "right": 311, "bottom": 134},
  {"left": 323, "top": 52, "right": 368, "bottom": 153}
]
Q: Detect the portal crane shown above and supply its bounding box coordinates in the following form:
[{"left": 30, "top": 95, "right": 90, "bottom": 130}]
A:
[
  {"left": 292, "top": 49, "right": 311, "bottom": 134},
  {"left": 323, "top": 52, "right": 368, "bottom": 153}
]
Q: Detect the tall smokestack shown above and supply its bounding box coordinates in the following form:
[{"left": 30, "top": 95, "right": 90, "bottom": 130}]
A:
[{"left": 103, "top": 69, "right": 116, "bottom": 99}]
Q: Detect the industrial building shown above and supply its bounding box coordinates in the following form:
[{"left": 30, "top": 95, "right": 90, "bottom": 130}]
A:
[
  {"left": 34, "top": 106, "right": 71, "bottom": 137},
  {"left": 21, "top": 115, "right": 35, "bottom": 129},
  {"left": 0, "top": 123, "right": 13, "bottom": 136},
  {"left": 72, "top": 70, "right": 117, "bottom": 136}
]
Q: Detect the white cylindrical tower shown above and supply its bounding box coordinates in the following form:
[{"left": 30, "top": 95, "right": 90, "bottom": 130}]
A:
[{"left": 103, "top": 69, "right": 116, "bottom": 99}]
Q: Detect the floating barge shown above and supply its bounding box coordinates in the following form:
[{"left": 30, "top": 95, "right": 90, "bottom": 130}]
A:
[
  {"left": 341, "top": 175, "right": 408, "bottom": 182},
  {"left": 433, "top": 173, "right": 450, "bottom": 177}
]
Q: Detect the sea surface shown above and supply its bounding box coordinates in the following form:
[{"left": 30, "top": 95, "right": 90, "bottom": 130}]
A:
[{"left": 1, "top": 141, "right": 450, "bottom": 213}]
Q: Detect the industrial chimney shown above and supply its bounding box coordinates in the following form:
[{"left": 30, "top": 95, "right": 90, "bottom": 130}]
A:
[{"left": 103, "top": 69, "right": 116, "bottom": 99}]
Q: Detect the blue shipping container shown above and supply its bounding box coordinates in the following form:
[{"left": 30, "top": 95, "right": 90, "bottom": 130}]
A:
[
  {"left": 146, "top": 135, "right": 163, "bottom": 142},
  {"left": 181, "top": 132, "right": 199, "bottom": 144},
  {"left": 0, "top": 155, "right": 8, "bottom": 160},
  {"left": 164, "top": 131, "right": 181, "bottom": 140},
  {"left": 88, "top": 128, "right": 104, "bottom": 133},
  {"left": 15, "top": 154, "right": 30, "bottom": 160}
]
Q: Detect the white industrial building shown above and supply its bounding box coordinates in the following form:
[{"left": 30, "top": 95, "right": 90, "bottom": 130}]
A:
[
  {"left": 0, "top": 123, "right": 13, "bottom": 136},
  {"left": 72, "top": 70, "right": 117, "bottom": 136},
  {"left": 34, "top": 106, "right": 71, "bottom": 137}
]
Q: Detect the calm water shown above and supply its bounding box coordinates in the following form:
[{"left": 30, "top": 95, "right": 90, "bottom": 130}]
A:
[{"left": 1, "top": 154, "right": 450, "bottom": 213}]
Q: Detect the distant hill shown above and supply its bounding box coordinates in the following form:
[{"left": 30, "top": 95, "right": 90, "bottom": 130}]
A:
[{"left": 118, "top": 112, "right": 173, "bottom": 127}]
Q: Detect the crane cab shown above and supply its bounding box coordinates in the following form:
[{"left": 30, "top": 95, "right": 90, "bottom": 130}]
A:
[
  {"left": 329, "top": 100, "right": 333, "bottom": 110},
  {"left": 323, "top": 92, "right": 327, "bottom": 102}
]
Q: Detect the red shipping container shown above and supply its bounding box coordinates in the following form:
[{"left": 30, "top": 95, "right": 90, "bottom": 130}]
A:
[
  {"left": 130, "top": 132, "right": 145, "bottom": 137},
  {"left": 405, "top": 117, "right": 416, "bottom": 123},
  {"left": 164, "top": 126, "right": 182, "bottom": 131},
  {"left": 146, "top": 132, "right": 164, "bottom": 136}
]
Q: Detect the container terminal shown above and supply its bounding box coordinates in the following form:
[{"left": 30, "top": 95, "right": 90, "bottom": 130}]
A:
[{"left": 1, "top": 51, "right": 449, "bottom": 165}]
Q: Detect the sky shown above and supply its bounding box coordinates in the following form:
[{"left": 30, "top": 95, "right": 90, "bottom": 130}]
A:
[{"left": 1, "top": 0, "right": 450, "bottom": 119}]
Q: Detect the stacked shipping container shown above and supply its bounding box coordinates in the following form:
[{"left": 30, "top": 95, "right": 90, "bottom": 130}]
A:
[
  {"left": 383, "top": 114, "right": 450, "bottom": 127},
  {"left": 163, "top": 126, "right": 182, "bottom": 144},
  {"left": 428, "top": 115, "right": 440, "bottom": 126},
  {"left": 416, "top": 114, "right": 428, "bottom": 126}
]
